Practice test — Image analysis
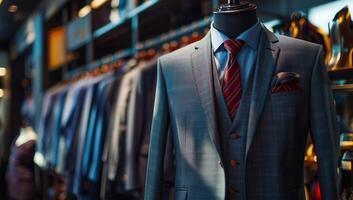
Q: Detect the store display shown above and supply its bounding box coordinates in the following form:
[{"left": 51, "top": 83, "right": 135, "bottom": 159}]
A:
[
  {"left": 273, "top": 12, "right": 331, "bottom": 64},
  {"left": 145, "top": 1, "right": 339, "bottom": 200},
  {"left": 327, "top": 6, "right": 353, "bottom": 71},
  {"left": 4, "top": 0, "right": 353, "bottom": 200}
]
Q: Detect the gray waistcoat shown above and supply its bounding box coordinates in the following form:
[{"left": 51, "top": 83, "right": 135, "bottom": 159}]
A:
[{"left": 211, "top": 58, "right": 254, "bottom": 200}]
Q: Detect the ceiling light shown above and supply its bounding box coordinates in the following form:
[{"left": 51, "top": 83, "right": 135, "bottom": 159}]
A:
[
  {"left": 8, "top": 5, "right": 18, "bottom": 13},
  {"left": 78, "top": 5, "right": 91, "bottom": 18},
  {"left": 91, "top": 0, "right": 108, "bottom": 9},
  {"left": 0, "top": 0, "right": 3, "bottom": 5},
  {"left": 0, "top": 67, "right": 7, "bottom": 76}
]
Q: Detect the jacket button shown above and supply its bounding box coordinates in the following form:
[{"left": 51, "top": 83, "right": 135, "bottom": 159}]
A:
[
  {"left": 229, "top": 160, "right": 238, "bottom": 167},
  {"left": 230, "top": 132, "right": 240, "bottom": 140}
]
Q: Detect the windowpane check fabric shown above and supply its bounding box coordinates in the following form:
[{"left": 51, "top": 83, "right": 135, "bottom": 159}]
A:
[{"left": 222, "top": 39, "right": 244, "bottom": 120}]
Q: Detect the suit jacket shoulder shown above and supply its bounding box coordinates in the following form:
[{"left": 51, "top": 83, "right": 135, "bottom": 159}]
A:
[
  {"left": 274, "top": 34, "right": 324, "bottom": 78},
  {"left": 158, "top": 40, "right": 200, "bottom": 69},
  {"left": 277, "top": 34, "right": 322, "bottom": 60}
]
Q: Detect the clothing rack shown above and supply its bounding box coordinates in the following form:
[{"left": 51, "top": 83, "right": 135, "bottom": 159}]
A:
[
  {"left": 64, "top": 16, "right": 212, "bottom": 80},
  {"left": 136, "top": 17, "right": 212, "bottom": 51},
  {"left": 63, "top": 48, "right": 133, "bottom": 80}
]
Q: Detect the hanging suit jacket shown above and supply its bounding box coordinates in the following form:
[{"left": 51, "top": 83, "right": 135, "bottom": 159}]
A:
[
  {"left": 125, "top": 59, "right": 157, "bottom": 191},
  {"left": 36, "top": 85, "right": 67, "bottom": 168},
  {"left": 37, "top": 91, "right": 55, "bottom": 165},
  {"left": 72, "top": 74, "right": 110, "bottom": 196},
  {"left": 144, "top": 24, "right": 339, "bottom": 200},
  {"left": 58, "top": 80, "right": 87, "bottom": 175}
]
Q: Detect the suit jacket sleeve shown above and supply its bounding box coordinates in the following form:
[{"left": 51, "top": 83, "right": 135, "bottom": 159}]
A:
[
  {"left": 310, "top": 46, "right": 339, "bottom": 200},
  {"left": 144, "top": 59, "right": 170, "bottom": 200}
]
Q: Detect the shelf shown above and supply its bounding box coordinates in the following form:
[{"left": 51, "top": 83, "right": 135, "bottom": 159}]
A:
[
  {"left": 331, "top": 83, "right": 353, "bottom": 94},
  {"left": 64, "top": 17, "right": 211, "bottom": 80},
  {"left": 137, "top": 17, "right": 212, "bottom": 51},
  {"left": 328, "top": 67, "right": 353, "bottom": 80},
  {"left": 63, "top": 48, "right": 133, "bottom": 80},
  {"left": 93, "top": 0, "right": 159, "bottom": 39}
]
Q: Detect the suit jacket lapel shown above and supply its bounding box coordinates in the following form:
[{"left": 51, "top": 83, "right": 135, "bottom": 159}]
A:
[
  {"left": 245, "top": 25, "right": 281, "bottom": 157},
  {"left": 191, "top": 32, "right": 222, "bottom": 158}
]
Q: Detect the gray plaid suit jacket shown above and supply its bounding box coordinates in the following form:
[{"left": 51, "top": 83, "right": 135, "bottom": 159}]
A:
[{"left": 145, "top": 24, "right": 339, "bottom": 200}]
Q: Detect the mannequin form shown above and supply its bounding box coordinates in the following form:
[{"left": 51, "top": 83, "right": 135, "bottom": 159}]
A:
[
  {"left": 213, "top": 0, "right": 258, "bottom": 38},
  {"left": 145, "top": 1, "right": 339, "bottom": 198}
]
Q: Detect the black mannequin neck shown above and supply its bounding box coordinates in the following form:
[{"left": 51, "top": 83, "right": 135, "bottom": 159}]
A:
[{"left": 213, "top": 3, "right": 258, "bottom": 38}]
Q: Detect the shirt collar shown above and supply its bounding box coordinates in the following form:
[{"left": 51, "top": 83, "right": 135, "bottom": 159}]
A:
[{"left": 210, "top": 21, "right": 262, "bottom": 53}]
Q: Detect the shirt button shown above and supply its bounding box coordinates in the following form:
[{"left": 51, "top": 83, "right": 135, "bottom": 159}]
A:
[
  {"left": 230, "top": 132, "right": 240, "bottom": 140},
  {"left": 229, "top": 160, "right": 238, "bottom": 167}
]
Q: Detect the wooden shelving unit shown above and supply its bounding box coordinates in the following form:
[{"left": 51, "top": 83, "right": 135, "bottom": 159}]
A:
[{"left": 329, "top": 67, "right": 353, "bottom": 81}]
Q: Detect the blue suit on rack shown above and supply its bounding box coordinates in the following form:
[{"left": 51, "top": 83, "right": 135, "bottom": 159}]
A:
[
  {"left": 48, "top": 90, "right": 67, "bottom": 168},
  {"left": 88, "top": 76, "right": 118, "bottom": 182},
  {"left": 76, "top": 73, "right": 120, "bottom": 199}
]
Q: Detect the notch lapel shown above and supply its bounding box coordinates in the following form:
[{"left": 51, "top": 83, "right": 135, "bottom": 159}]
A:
[
  {"left": 245, "top": 25, "right": 281, "bottom": 157},
  {"left": 191, "top": 32, "right": 222, "bottom": 158}
]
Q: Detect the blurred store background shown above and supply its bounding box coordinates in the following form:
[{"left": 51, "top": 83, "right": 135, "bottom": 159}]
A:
[{"left": 0, "top": 0, "right": 352, "bottom": 199}]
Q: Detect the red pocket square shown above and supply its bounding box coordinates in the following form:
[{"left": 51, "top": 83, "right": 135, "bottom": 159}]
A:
[{"left": 271, "top": 82, "right": 301, "bottom": 94}]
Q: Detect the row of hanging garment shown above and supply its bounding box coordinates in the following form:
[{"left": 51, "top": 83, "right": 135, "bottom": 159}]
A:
[
  {"left": 272, "top": 6, "right": 353, "bottom": 71},
  {"left": 34, "top": 30, "right": 206, "bottom": 200}
]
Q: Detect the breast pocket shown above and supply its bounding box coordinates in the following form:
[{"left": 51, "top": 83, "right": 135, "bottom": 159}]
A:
[
  {"left": 270, "top": 90, "right": 301, "bottom": 102},
  {"left": 269, "top": 90, "right": 303, "bottom": 124}
]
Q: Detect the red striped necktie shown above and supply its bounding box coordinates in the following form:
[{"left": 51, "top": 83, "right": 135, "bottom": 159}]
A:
[{"left": 222, "top": 39, "right": 244, "bottom": 120}]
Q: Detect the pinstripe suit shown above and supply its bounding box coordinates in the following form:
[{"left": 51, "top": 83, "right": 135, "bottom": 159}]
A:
[{"left": 145, "top": 24, "right": 339, "bottom": 200}]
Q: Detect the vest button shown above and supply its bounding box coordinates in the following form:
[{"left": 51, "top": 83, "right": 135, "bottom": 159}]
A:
[
  {"left": 230, "top": 132, "right": 240, "bottom": 140},
  {"left": 229, "top": 159, "right": 238, "bottom": 167}
]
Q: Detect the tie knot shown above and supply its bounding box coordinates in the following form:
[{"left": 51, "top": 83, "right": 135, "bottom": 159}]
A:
[{"left": 223, "top": 39, "right": 244, "bottom": 55}]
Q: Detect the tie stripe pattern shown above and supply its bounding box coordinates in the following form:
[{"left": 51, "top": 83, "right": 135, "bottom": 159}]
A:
[{"left": 222, "top": 39, "right": 244, "bottom": 120}]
